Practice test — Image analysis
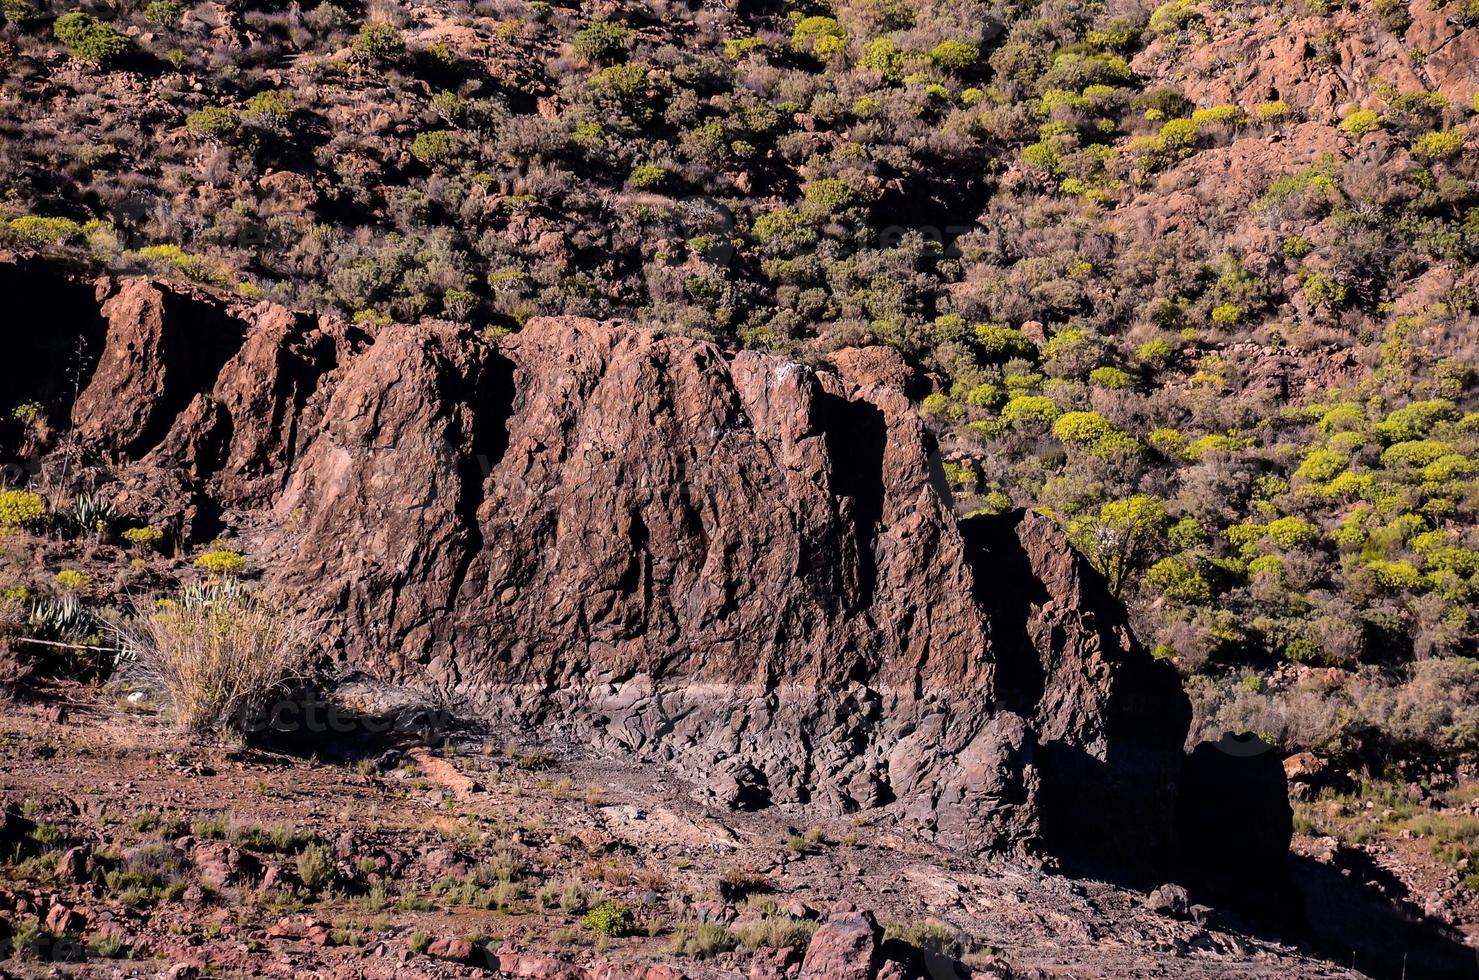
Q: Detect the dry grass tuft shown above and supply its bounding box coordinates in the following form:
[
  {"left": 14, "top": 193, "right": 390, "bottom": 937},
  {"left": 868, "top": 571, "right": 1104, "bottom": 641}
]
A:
[{"left": 114, "top": 584, "right": 314, "bottom": 735}]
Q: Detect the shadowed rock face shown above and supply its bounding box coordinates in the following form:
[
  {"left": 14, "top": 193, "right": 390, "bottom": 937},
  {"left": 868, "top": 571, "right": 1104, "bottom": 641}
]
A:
[{"left": 6, "top": 256, "right": 1192, "bottom": 859}]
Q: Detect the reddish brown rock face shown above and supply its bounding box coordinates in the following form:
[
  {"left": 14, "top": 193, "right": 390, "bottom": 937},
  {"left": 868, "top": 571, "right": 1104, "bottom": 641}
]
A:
[{"left": 5, "top": 258, "right": 1191, "bottom": 860}]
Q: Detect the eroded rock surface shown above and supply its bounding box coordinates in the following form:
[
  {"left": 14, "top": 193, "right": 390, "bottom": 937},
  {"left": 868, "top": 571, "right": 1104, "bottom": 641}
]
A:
[{"left": 4, "top": 256, "right": 1192, "bottom": 859}]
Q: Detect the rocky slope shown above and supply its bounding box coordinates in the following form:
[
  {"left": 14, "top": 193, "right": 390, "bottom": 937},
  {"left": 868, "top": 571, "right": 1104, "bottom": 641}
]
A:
[{"left": 2, "top": 252, "right": 1191, "bottom": 864}]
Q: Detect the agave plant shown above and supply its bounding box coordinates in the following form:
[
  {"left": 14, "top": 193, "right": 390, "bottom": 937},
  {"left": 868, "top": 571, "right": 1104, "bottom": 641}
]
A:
[
  {"left": 62, "top": 492, "right": 118, "bottom": 538},
  {"left": 27, "top": 594, "right": 92, "bottom": 641}
]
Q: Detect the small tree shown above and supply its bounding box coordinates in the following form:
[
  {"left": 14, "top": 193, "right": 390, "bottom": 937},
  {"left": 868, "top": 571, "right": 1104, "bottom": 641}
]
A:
[{"left": 1070, "top": 495, "right": 1169, "bottom": 596}]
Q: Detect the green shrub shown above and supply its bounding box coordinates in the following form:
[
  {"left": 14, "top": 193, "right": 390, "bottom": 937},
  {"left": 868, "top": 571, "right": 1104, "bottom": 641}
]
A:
[
  {"left": 804, "top": 177, "right": 856, "bottom": 214},
  {"left": 582, "top": 900, "right": 636, "bottom": 937},
  {"left": 1283, "top": 235, "right": 1313, "bottom": 258},
  {"left": 1376, "top": 399, "right": 1458, "bottom": 443},
  {"left": 1368, "top": 559, "right": 1421, "bottom": 589},
  {"left": 186, "top": 106, "right": 239, "bottom": 140},
  {"left": 1294, "top": 448, "right": 1348, "bottom": 482},
  {"left": 242, "top": 90, "right": 292, "bottom": 130},
  {"left": 1256, "top": 100, "right": 1293, "bottom": 121},
  {"left": 859, "top": 38, "right": 904, "bottom": 80},
  {"left": 1190, "top": 104, "right": 1246, "bottom": 128},
  {"left": 1411, "top": 130, "right": 1465, "bottom": 161},
  {"left": 53, "top": 12, "right": 131, "bottom": 64},
  {"left": 975, "top": 324, "right": 1036, "bottom": 361},
  {"left": 752, "top": 208, "right": 816, "bottom": 248},
  {"left": 1381, "top": 439, "right": 1451, "bottom": 469},
  {"left": 2, "top": 0, "right": 38, "bottom": 28},
  {"left": 143, "top": 0, "right": 180, "bottom": 24},
  {"left": 964, "top": 383, "right": 1004, "bottom": 408},
  {"left": 0, "top": 490, "right": 45, "bottom": 528},
  {"left": 1001, "top": 395, "right": 1060, "bottom": 427},
  {"left": 353, "top": 21, "right": 405, "bottom": 61},
  {"left": 1148, "top": 0, "right": 1203, "bottom": 35},
  {"left": 296, "top": 843, "right": 333, "bottom": 891},
  {"left": 790, "top": 16, "right": 845, "bottom": 58},
  {"left": 6, "top": 215, "right": 88, "bottom": 247},
  {"left": 929, "top": 39, "right": 977, "bottom": 73},
  {"left": 921, "top": 393, "right": 950, "bottom": 416},
  {"left": 1088, "top": 366, "right": 1129, "bottom": 390},
  {"left": 594, "top": 62, "right": 649, "bottom": 101},
  {"left": 1052, "top": 411, "right": 1116, "bottom": 445},
  {"left": 629, "top": 164, "right": 668, "bottom": 189},
  {"left": 1340, "top": 110, "right": 1381, "bottom": 136},
  {"left": 572, "top": 20, "right": 630, "bottom": 63},
  {"left": 410, "top": 130, "right": 459, "bottom": 164},
  {"left": 1264, "top": 515, "right": 1319, "bottom": 549},
  {"left": 1148, "top": 556, "right": 1211, "bottom": 603},
  {"left": 1300, "top": 270, "right": 1347, "bottom": 308},
  {"left": 1148, "top": 427, "right": 1187, "bottom": 458},
  {"left": 1248, "top": 554, "right": 1285, "bottom": 577},
  {"left": 55, "top": 569, "right": 89, "bottom": 591},
  {"left": 134, "top": 244, "right": 232, "bottom": 286},
  {"left": 1134, "top": 338, "right": 1173, "bottom": 366}
]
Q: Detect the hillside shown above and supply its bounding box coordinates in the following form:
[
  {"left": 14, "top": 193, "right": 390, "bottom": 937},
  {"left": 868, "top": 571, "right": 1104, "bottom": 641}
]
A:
[{"left": 2, "top": 0, "right": 1479, "bottom": 973}]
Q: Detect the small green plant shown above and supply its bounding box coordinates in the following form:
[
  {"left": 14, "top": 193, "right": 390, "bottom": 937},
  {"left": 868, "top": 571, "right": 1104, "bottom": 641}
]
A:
[
  {"left": 410, "top": 130, "right": 459, "bottom": 164},
  {"left": 665, "top": 920, "right": 737, "bottom": 957},
  {"left": 582, "top": 900, "right": 636, "bottom": 937},
  {"left": 790, "top": 16, "right": 845, "bottom": 59},
  {"left": 734, "top": 912, "right": 816, "bottom": 949},
  {"left": 123, "top": 527, "right": 164, "bottom": 551},
  {"left": 296, "top": 843, "right": 333, "bottom": 892},
  {"left": 559, "top": 878, "right": 589, "bottom": 913},
  {"left": 407, "top": 929, "right": 431, "bottom": 954},
  {"left": 53, "top": 12, "right": 132, "bottom": 64},
  {"left": 91, "top": 934, "right": 126, "bottom": 958},
  {"left": 929, "top": 39, "right": 977, "bottom": 72},
  {"left": 629, "top": 164, "right": 668, "bottom": 189},
  {"left": 191, "top": 814, "right": 228, "bottom": 839},
  {"left": 54, "top": 569, "right": 89, "bottom": 591},
  {"left": 1410, "top": 129, "right": 1465, "bottom": 161},
  {"left": 143, "top": 0, "right": 180, "bottom": 23},
  {"left": 1339, "top": 109, "right": 1380, "bottom": 136}
]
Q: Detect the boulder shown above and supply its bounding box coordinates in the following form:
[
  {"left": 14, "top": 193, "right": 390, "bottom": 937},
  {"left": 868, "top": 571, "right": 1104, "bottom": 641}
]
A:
[
  {"left": 1145, "top": 883, "right": 1190, "bottom": 918},
  {"left": 799, "top": 903, "right": 883, "bottom": 980}
]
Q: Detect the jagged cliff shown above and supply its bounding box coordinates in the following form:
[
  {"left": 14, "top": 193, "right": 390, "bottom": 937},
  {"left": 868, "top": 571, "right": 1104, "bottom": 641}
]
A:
[{"left": 2, "top": 254, "right": 1190, "bottom": 860}]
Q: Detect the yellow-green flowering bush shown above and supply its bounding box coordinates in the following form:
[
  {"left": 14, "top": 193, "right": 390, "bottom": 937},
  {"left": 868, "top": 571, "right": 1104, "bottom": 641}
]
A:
[
  {"left": 0, "top": 490, "right": 45, "bottom": 529},
  {"left": 194, "top": 550, "right": 248, "bottom": 576}
]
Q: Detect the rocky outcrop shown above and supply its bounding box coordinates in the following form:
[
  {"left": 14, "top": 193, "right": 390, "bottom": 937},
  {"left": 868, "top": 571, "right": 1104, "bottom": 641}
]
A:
[{"left": 5, "top": 258, "right": 1194, "bottom": 860}]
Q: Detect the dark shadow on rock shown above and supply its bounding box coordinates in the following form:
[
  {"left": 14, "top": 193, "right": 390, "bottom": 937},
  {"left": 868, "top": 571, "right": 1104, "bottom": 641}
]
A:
[
  {"left": 1174, "top": 736, "right": 1296, "bottom": 921},
  {"left": 1172, "top": 736, "right": 1479, "bottom": 979},
  {"left": 959, "top": 509, "right": 1189, "bottom": 884},
  {"left": 816, "top": 390, "right": 887, "bottom": 608},
  {"left": 241, "top": 686, "right": 462, "bottom": 763},
  {"left": 1288, "top": 849, "right": 1479, "bottom": 979},
  {"left": 127, "top": 288, "right": 247, "bottom": 459},
  {"left": 0, "top": 257, "right": 107, "bottom": 456}
]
